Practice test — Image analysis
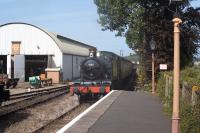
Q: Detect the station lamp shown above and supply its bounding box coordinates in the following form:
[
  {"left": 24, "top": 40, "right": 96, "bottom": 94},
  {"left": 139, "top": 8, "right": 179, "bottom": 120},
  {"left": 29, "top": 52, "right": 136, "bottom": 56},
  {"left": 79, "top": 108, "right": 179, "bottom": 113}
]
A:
[{"left": 150, "top": 38, "right": 156, "bottom": 51}]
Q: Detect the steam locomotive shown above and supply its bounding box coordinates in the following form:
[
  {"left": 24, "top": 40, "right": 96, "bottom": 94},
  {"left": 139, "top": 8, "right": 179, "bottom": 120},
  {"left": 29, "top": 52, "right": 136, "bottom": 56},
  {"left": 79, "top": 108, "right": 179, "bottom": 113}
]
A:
[{"left": 70, "top": 51, "right": 135, "bottom": 98}]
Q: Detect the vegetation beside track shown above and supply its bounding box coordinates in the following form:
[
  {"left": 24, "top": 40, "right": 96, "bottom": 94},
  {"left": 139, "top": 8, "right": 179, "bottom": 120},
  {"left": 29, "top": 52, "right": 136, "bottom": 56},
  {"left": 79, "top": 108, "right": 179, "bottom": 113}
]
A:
[{"left": 156, "top": 67, "right": 200, "bottom": 133}]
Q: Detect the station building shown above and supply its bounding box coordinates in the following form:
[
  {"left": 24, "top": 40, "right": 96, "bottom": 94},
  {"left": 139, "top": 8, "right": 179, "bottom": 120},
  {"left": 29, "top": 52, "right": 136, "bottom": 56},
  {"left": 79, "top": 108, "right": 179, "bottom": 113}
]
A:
[{"left": 0, "top": 22, "right": 96, "bottom": 82}]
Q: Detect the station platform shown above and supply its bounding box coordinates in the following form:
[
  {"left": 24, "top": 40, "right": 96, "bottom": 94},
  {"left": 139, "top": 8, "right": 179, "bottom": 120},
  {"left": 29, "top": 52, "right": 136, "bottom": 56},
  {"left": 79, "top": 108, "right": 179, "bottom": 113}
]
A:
[
  {"left": 7, "top": 83, "right": 67, "bottom": 95},
  {"left": 59, "top": 90, "right": 171, "bottom": 133}
]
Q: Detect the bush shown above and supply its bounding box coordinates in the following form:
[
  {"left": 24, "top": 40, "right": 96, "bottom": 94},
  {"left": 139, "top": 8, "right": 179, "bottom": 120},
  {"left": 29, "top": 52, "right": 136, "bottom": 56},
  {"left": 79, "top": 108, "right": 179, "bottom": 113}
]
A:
[
  {"left": 180, "top": 102, "right": 200, "bottom": 133},
  {"left": 157, "top": 71, "right": 173, "bottom": 115},
  {"left": 136, "top": 65, "right": 149, "bottom": 89},
  {"left": 156, "top": 67, "right": 200, "bottom": 132},
  {"left": 144, "top": 83, "right": 151, "bottom": 92},
  {"left": 181, "top": 66, "right": 200, "bottom": 86}
]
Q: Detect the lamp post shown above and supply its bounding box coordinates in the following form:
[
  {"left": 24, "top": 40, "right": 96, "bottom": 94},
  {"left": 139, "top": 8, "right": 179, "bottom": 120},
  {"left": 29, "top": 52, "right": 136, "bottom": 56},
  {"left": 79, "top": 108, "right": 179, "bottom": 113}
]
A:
[
  {"left": 172, "top": 15, "right": 182, "bottom": 133},
  {"left": 150, "top": 38, "right": 156, "bottom": 94},
  {"left": 169, "top": 1, "right": 183, "bottom": 132}
]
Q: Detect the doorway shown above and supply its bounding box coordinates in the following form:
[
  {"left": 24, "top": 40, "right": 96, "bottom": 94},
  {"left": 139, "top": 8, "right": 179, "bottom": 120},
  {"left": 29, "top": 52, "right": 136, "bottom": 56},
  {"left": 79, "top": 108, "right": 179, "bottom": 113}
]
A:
[
  {"left": 0, "top": 55, "right": 7, "bottom": 74},
  {"left": 25, "top": 55, "right": 48, "bottom": 81}
]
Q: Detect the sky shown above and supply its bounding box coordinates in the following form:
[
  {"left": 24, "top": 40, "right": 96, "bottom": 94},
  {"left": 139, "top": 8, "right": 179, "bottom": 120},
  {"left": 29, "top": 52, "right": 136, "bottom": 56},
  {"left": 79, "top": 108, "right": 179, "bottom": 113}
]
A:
[{"left": 0, "top": 0, "right": 199, "bottom": 56}]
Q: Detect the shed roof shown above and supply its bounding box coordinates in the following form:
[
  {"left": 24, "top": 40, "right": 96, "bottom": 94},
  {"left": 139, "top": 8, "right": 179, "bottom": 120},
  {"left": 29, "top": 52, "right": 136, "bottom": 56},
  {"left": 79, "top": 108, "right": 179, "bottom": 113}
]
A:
[
  {"left": 0, "top": 22, "right": 96, "bottom": 56},
  {"left": 46, "top": 31, "right": 96, "bottom": 56}
]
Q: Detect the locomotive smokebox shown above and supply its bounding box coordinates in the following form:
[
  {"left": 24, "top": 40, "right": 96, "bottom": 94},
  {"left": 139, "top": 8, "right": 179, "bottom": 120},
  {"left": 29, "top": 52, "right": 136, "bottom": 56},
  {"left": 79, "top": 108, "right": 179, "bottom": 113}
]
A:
[{"left": 81, "top": 58, "right": 103, "bottom": 80}]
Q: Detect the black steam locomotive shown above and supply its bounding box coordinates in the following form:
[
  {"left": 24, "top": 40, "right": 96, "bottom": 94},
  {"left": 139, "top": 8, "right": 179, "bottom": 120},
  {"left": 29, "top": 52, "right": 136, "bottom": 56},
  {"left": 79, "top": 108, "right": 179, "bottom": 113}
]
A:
[{"left": 70, "top": 51, "right": 135, "bottom": 97}]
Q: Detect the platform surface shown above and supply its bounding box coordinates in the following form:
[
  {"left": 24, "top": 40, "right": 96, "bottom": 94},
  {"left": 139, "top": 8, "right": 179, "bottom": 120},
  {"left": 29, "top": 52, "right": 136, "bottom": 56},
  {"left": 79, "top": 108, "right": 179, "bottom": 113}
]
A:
[
  {"left": 87, "top": 91, "right": 171, "bottom": 133},
  {"left": 64, "top": 91, "right": 171, "bottom": 133}
]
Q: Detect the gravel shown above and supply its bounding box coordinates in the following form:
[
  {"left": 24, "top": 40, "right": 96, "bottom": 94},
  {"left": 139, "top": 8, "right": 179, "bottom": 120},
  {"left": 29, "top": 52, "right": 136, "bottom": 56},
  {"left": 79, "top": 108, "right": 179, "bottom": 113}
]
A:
[
  {"left": 37, "top": 103, "right": 92, "bottom": 133},
  {"left": 0, "top": 93, "right": 79, "bottom": 133}
]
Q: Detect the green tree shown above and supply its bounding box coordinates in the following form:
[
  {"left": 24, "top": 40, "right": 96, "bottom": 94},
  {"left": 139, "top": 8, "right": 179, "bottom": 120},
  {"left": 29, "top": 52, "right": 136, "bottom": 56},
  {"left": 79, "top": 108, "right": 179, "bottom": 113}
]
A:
[{"left": 94, "top": 0, "right": 200, "bottom": 73}]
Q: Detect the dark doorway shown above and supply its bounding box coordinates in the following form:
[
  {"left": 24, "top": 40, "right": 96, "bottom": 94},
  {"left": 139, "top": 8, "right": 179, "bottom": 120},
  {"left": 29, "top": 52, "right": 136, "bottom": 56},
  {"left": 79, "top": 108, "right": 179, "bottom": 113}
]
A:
[
  {"left": 11, "top": 56, "right": 14, "bottom": 78},
  {"left": 25, "top": 55, "right": 48, "bottom": 81},
  {"left": 0, "top": 55, "right": 7, "bottom": 74}
]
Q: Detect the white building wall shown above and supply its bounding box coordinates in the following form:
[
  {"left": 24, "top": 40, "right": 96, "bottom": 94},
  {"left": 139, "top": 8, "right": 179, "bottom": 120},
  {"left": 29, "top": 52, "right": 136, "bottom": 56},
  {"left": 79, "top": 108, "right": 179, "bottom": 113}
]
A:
[
  {"left": 62, "top": 54, "right": 86, "bottom": 80},
  {"left": 14, "top": 55, "right": 25, "bottom": 81},
  {"left": 0, "top": 24, "right": 62, "bottom": 80},
  {"left": 72, "top": 55, "right": 85, "bottom": 79},
  {"left": 62, "top": 54, "right": 73, "bottom": 81}
]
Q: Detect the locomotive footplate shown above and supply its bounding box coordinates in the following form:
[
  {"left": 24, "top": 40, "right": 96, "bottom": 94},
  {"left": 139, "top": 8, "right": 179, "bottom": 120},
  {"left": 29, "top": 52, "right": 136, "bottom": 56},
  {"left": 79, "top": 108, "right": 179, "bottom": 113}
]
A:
[{"left": 70, "top": 85, "right": 110, "bottom": 95}]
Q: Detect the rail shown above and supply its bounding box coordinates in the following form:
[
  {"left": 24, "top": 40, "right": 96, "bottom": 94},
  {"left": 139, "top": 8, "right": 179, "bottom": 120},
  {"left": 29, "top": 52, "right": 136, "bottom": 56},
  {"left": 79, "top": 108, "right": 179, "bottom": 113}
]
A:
[{"left": 0, "top": 86, "right": 69, "bottom": 116}]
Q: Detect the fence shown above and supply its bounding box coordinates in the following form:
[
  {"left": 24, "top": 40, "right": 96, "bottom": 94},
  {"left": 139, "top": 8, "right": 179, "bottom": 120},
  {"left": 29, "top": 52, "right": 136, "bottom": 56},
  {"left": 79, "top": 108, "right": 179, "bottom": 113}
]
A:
[{"left": 158, "top": 73, "right": 200, "bottom": 133}]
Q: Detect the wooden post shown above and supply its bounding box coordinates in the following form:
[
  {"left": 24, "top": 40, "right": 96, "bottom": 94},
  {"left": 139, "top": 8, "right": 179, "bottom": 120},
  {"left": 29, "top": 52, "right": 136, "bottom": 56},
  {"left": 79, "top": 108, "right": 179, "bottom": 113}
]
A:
[{"left": 152, "top": 52, "right": 155, "bottom": 94}]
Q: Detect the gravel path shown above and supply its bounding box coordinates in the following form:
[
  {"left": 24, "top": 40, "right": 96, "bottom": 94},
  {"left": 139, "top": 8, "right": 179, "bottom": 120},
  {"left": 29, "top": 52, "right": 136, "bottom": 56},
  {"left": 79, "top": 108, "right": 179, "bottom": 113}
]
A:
[{"left": 0, "top": 94, "right": 79, "bottom": 133}]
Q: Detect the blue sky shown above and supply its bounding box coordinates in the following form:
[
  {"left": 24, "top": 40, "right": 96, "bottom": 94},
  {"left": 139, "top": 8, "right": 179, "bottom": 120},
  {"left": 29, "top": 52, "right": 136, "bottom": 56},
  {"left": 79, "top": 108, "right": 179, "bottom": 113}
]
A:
[{"left": 0, "top": 0, "right": 199, "bottom": 56}]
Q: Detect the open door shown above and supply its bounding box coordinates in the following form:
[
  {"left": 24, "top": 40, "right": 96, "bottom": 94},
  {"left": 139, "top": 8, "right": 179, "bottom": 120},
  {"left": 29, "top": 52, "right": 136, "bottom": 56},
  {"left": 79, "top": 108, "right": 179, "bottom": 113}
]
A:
[{"left": 0, "top": 55, "right": 7, "bottom": 74}]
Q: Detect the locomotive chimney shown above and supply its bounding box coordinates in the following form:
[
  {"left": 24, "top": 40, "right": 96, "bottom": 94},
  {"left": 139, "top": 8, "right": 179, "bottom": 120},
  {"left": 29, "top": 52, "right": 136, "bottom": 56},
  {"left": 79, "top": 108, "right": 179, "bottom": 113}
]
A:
[{"left": 89, "top": 49, "right": 96, "bottom": 57}]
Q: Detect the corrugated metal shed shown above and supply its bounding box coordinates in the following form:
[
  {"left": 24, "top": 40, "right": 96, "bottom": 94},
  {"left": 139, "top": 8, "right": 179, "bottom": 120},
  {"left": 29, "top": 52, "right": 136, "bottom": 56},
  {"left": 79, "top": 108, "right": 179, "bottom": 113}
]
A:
[
  {"left": 46, "top": 31, "right": 96, "bottom": 56},
  {"left": 0, "top": 22, "right": 96, "bottom": 56}
]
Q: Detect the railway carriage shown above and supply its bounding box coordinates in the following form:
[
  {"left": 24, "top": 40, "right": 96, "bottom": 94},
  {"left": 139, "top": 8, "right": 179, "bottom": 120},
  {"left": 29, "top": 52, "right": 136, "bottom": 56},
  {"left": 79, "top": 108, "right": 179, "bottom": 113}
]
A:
[{"left": 70, "top": 51, "right": 136, "bottom": 100}]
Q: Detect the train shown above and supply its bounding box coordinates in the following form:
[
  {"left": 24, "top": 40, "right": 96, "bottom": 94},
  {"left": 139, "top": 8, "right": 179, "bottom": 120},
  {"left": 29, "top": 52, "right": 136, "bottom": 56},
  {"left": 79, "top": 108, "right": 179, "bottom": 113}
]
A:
[{"left": 70, "top": 51, "right": 136, "bottom": 100}]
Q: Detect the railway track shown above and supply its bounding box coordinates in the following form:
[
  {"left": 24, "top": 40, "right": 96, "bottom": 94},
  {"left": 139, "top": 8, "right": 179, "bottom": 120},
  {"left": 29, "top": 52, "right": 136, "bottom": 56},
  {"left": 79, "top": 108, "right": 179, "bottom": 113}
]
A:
[
  {"left": 9, "top": 87, "right": 68, "bottom": 100},
  {"left": 0, "top": 92, "right": 80, "bottom": 133},
  {"left": 0, "top": 86, "right": 69, "bottom": 116},
  {"left": 33, "top": 102, "right": 93, "bottom": 133}
]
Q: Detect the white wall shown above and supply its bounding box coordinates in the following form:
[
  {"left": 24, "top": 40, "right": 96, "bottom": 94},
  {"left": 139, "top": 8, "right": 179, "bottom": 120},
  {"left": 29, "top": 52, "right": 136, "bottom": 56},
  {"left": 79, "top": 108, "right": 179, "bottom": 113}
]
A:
[
  {"left": 72, "top": 55, "right": 85, "bottom": 79},
  {"left": 14, "top": 55, "right": 25, "bottom": 81},
  {"left": 62, "top": 54, "right": 86, "bottom": 80},
  {"left": 63, "top": 54, "right": 72, "bottom": 81}
]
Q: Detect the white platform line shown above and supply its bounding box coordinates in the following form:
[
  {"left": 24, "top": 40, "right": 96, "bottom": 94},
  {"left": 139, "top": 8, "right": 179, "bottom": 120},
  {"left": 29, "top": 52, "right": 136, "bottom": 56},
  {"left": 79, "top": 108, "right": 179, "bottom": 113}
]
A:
[{"left": 57, "top": 90, "right": 116, "bottom": 133}]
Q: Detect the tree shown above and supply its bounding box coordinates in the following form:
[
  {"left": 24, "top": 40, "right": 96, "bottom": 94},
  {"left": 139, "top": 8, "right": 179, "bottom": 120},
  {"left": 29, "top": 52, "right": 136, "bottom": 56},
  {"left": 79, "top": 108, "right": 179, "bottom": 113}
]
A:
[{"left": 94, "top": 0, "right": 200, "bottom": 73}]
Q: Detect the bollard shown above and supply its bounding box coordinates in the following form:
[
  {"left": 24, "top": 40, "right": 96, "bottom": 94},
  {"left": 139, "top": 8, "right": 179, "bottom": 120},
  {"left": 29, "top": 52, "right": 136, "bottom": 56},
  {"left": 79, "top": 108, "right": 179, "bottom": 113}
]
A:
[
  {"left": 191, "top": 85, "right": 200, "bottom": 106},
  {"left": 181, "top": 82, "right": 193, "bottom": 106}
]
